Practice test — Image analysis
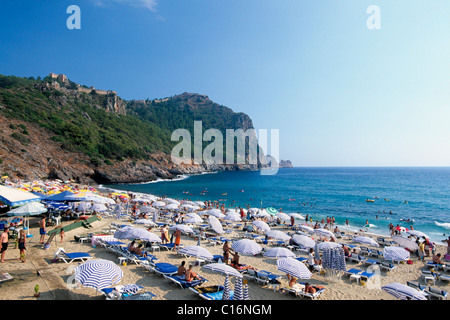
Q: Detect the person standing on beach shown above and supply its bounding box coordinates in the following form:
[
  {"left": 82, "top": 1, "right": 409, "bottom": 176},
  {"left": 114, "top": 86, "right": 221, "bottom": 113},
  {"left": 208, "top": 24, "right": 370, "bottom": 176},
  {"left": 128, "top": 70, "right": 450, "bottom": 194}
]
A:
[
  {"left": 1, "top": 227, "right": 9, "bottom": 263},
  {"left": 223, "top": 240, "right": 231, "bottom": 265},
  {"left": 174, "top": 228, "right": 182, "bottom": 250},
  {"left": 18, "top": 229, "right": 26, "bottom": 262},
  {"left": 59, "top": 228, "right": 65, "bottom": 243},
  {"left": 39, "top": 216, "right": 46, "bottom": 244}
]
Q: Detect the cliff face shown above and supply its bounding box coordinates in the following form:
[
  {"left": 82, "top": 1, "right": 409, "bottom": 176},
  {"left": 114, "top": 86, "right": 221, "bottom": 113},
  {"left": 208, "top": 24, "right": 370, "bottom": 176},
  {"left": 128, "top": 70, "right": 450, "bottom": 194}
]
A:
[{"left": 0, "top": 75, "right": 265, "bottom": 184}]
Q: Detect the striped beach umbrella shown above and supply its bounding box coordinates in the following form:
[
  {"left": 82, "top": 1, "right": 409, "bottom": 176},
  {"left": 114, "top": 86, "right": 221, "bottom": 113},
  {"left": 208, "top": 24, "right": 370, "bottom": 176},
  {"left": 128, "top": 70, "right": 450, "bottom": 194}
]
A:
[
  {"left": 232, "top": 239, "right": 262, "bottom": 255},
  {"left": 292, "top": 234, "right": 316, "bottom": 248},
  {"left": 243, "top": 280, "right": 249, "bottom": 300},
  {"left": 222, "top": 274, "right": 231, "bottom": 300},
  {"left": 202, "top": 263, "right": 243, "bottom": 278},
  {"left": 74, "top": 259, "right": 123, "bottom": 290},
  {"left": 265, "top": 230, "right": 291, "bottom": 241},
  {"left": 392, "top": 235, "right": 419, "bottom": 251},
  {"left": 383, "top": 246, "right": 410, "bottom": 261},
  {"left": 263, "top": 247, "right": 296, "bottom": 259},
  {"left": 314, "top": 228, "right": 336, "bottom": 239},
  {"left": 252, "top": 220, "right": 271, "bottom": 232},
  {"left": 178, "top": 246, "right": 214, "bottom": 260},
  {"left": 233, "top": 276, "right": 243, "bottom": 300},
  {"left": 277, "top": 257, "right": 312, "bottom": 279},
  {"left": 353, "top": 236, "right": 380, "bottom": 247},
  {"left": 317, "top": 242, "right": 341, "bottom": 250},
  {"left": 265, "top": 207, "right": 278, "bottom": 216},
  {"left": 406, "top": 230, "right": 430, "bottom": 239},
  {"left": 382, "top": 283, "right": 428, "bottom": 300},
  {"left": 114, "top": 226, "right": 161, "bottom": 242}
]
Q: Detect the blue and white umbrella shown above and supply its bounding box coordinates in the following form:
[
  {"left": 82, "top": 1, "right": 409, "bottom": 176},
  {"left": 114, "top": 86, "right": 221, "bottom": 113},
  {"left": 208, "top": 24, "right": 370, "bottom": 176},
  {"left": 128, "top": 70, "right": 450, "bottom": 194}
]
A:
[
  {"left": 353, "top": 236, "right": 380, "bottom": 247},
  {"left": 292, "top": 235, "right": 315, "bottom": 248},
  {"left": 265, "top": 230, "right": 291, "bottom": 241},
  {"left": 322, "top": 248, "right": 346, "bottom": 271},
  {"left": 133, "top": 219, "right": 157, "bottom": 227},
  {"left": 392, "top": 235, "right": 419, "bottom": 251},
  {"left": 178, "top": 245, "right": 214, "bottom": 260},
  {"left": 222, "top": 274, "right": 231, "bottom": 300},
  {"left": 407, "top": 230, "right": 430, "bottom": 240},
  {"left": 277, "top": 257, "right": 312, "bottom": 279},
  {"left": 140, "top": 206, "right": 158, "bottom": 214},
  {"left": 208, "top": 216, "right": 224, "bottom": 234},
  {"left": 114, "top": 226, "right": 161, "bottom": 242},
  {"left": 317, "top": 242, "right": 342, "bottom": 250},
  {"left": 314, "top": 228, "right": 336, "bottom": 239},
  {"left": 75, "top": 202, "right": 92, "bottom": 212},
  {"left": 233, "top": 276, "right": 243, "bottom": 300},
  {"left": 75, "top": 259, "right": 123, "bottom": 290},
  {"left": 243, "top": 280, "right": 249, "bottom": 300},
  {"left": 382, "top": 283, "right": 428, "bottom": 300},
  {"left": 383, "top": 246, "right": 410, "bottom": 261},
  {"left": 46, "top": 201, "right": 71, "bottom": 211},
  {"left": 231, "top": 239, "right": 262, "bottom": 256},
  {"left": 252, "top": 220, "right": 271, "bottom": 232},
  {"left": 203, "top": 263, "right": 243, "bottom": 278},
  {"left": 263, "top": 247, "right": 296, "bottom": 259}
]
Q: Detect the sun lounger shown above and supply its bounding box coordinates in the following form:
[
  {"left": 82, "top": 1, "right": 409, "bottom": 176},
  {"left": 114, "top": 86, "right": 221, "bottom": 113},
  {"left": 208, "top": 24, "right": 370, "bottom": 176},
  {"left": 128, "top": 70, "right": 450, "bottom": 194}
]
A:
[
  {"left": 364, "top": 258, "right": 381, "bottom": 266},
  {"left": 100, "top": 284, "right": 145, "bottom": 300},
  {"left": 426, "top": 261, "right": 444, "bottom": 270},
  {"left": 153, "top": 262, "right": 178, "bottom": 276},
  {"left": 295, "top": 257, "right": 308, "bottom": 263},
  {"left": 407, "top": 281, "right": 428, "bottom": 292},
  {"left": 425, "top": 287, "right": 448, "bottom": 300},
  {"left": 348, "top": 253, "right": 365, "bottom": 264},
  {"left": 0, "top": 272, "right": 14, "bottom": 285},
  {"left": 159, "top": 243, "right": 183, "bottom": 251},
  {"left": 369, "top": 249, "right": 383, "bottom": 259},
  {"left": 297, "top": 283, "right": 326, "bottom": 300},
  {"left": 255, "top": 270, "right": 282, "bottom": 285},
  {"left": 438, "top": 274, "right": 450, "bottom": 282},
  {"left": 442, "top": 263, "right": 450, "bottom": 272},
  {"left": 164, "top": 274, "right": 208, "bottom": 289},
  {"left": 359, "top": 271, "right": 376, "bottom": 284},
  {"left": 359, "top": 246, "right": 371, "bottom": 256},
  {"left": 421, "top": 270, "right": 437, "bottom": 285},
  {"left": 53, "top": 248, "right": 92, "bottom": 263},
  {"left": 344, "top": 268, "right": 363, "bottom": 277},
  {"left": 189, "top": 285, "right": 234, "bottom": 300},
  {"left": 244, "top": 268, "right": 258, "bottom": 282},
  {"left": 380, "top": 261, "right": 397, "bottom": 272}
]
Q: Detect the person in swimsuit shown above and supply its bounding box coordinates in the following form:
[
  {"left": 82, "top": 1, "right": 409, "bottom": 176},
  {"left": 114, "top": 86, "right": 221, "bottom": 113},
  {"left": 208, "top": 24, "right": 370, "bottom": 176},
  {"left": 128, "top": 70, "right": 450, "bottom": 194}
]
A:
[
  {"left": 177, "top": 261, "right": 187, "bottom": 279},
  {"left": 223, "top": 241, "right": 231, "bottom": 265},
  {"left": 18, "top": 229, "right": 26, "bottom": 262},
  {"left": 174, "top": 229, "right": 182, "bottom": 250},
  {"left": 1, "top": 227, "right": 9, "bottom": 263},
  {"left": 39, "top": 217, "right": 46, "bottom": 244},
  {"left": 185, "top": 265, "right": 201, "bottom": 282}
]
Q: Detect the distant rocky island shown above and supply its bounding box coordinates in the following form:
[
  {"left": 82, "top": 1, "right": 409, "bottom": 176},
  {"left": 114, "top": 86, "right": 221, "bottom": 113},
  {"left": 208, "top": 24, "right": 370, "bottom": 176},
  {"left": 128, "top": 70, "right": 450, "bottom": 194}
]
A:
[
  {"left": 0, "top": 73, "right": 271, "bottom": 184},
  {"left": 279, "top": 160, "right": 293, "bottom": 168}
]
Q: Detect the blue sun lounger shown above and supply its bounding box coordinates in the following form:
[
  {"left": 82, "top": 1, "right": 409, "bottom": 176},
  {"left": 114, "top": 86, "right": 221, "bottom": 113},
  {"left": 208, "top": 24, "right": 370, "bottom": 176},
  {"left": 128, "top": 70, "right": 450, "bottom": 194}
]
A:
[
  {"left": 54, "top": 248, "right": 92, "bottom": 263},
  {"left": 153, "top": 262, "right": 178, "bottom": 276},
  {"left": 164, "top": 274, "right": 208, "bottom": 289}
]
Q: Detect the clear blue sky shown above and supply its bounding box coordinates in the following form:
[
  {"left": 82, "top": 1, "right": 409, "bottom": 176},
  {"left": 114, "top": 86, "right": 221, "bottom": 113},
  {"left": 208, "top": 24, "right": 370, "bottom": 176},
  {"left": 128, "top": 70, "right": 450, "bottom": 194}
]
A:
[{"left": 1, "top": 0, "right": 449, "bottom": 166}]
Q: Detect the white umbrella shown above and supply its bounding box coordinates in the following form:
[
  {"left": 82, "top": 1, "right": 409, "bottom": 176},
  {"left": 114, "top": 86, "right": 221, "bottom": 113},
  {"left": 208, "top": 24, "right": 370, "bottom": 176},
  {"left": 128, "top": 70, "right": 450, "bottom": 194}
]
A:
[
  {"left": 184, "top": 213, "right": 203, "bottom": 224},
  {"left": 164, "top": 203, "right": 179, "bottom": 211},
  {"left": 162, "top": 198, "right": 180, "bottom": 206},
  {"left": 382, "top": 283, "right": 428, "bottom": 300},
  {"left": 255, "top": 210, "right": 270, "bottom": 218},
  {"left": 181, "top": 201, "right": 196, "bottom": 206},
  {"left": 392, "top": 235, "right": 419, "bottom": 251},
  {"left": 383, "top": 246, "right": 410, "bottom": 261},
  {"left": 252, "top": 220, "right": 271, "bottom": 232},
  {"left": 202, "top": 263, "right": 243, "bottom": 278},
  {"left": 208, "top": 210, "right": 226, "bottom": 219},
  {"left": 178, "top": 246, "right": 214, "bottom": 260},
  {"left": 231, "top": 239, "right": 262, "bottom": 256},
  {"left": 75, "top": 202, "right": 92, "bottom": 211},
  {"left": 317, "top": 242, "right": 342, "bottom": 250},
  {"left": 7, "top": 202, "right": 47, "bottom": 216},
  {"left": 265, "top": 230, "right": 291, "bottom": 241},
  {"left": 292, "top": 235, "right": 316, "bottom": 248},
  {"left": 74, "top": 259, "right": 123, "bottom": 290},
  {"left": 297, "top": 225, "right": 314, "bottom": 233},
  {"left": 169, "top": 224, "right": 194, "bottom": 234},
  {"left": 263, "top": 247, "right": 296, "bottom": 259},
  {"left": 289, "top": 213, "right": 305, "bottom": 220},
  {"left": 353, "top": 236, "right": 380, "bottom": 247},
  {"left": 208, "top": 216, "right": 224, "bottom": 234},
  {"left": 276, "top": 212, "right": 291, "bottom": 221},
  {"left": 152, "top": 201, "right": 166, "bottom": 208},
  {"left": 224, "top": 212, "right": 242, "bottom": 222},
  {"left": 133, "top": 219, "right": 157, "bottom": 227},
  {"left": 90, "top": 203, "right": 108, "bottom": 212},
  {"left": 314, "top": 228, "right": 336, "bottom": 239},
  {"left": 277, "top": 257, "right": 312, "bottom": 279},
  {"left": 140, "top": 206, "right": 158, "bottom": 214},
  {"left": 194, "top": 201, "right": 206, "bottom": 207},
  {"left": 406, "top": 230, "right": 430, "bottom": 239},
  {"left": 114, "top": 226, "right": 161, "bottom": 242},
  {"left": 203, "top": 209, "right": 222, "bottom": 216}
]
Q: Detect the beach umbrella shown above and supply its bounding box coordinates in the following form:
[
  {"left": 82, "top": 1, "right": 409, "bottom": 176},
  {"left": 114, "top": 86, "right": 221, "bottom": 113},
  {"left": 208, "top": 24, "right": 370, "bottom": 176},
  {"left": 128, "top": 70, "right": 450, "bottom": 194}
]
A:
[
  {"left": 203, "top": 208, "right": 222, "bottom": 216},
  {"left": 395, "top": 226, "right": 409, "bottom": 233},
  {"left": 353, "top": 236, "right": 380, "bottom": 247},
  {"left": 181, "top": 204, "right": 200, "bottom": 212},
  {"left": 178, "top": 246, "right": 214, "bottom": 260},
  {"left": 406, "top": 230, "right": 430, "bottom": 239},
  {"left": 231, "top": 239, "right": 262, "bottom": 255},
  {"left": 7, "top": 201, "right": 47, "bottom": 216},
  {"left": 265, "top": 207, "right": 278, "bottom": 216},
  {"left": 255, "top": 210, "right": 271, "bottom": 218},
  {"left": 277, "top": 257, "right": 312, "bottom": 279},
  {"left": 140, "top": 206, "right": 158, "bottom": 214},
  {"left": 382, "top": 283, "right": 428, "bottom": 300},
  {"left": 297, "top": 225, "right": 314, "bottom": 233},
  {"left": 222, "top": 274, "right": 231, "bottom": 300},
  {"left": 184, "top": 213, "right": 203, "bottom": 224},
  {"left": 181, "top": 201, "right": 196, "bottom": 206},
  {"left": 74, "top": 259, "right": 123, "bottom": 290},
  {"left": 243, "top": 280, "right": 249, "bottom": 300},
  {"left": 383, "top": 246, "right": 410, "bottom": 262},
  {"left": 162, "top": 198, "right": 180, "bottom": 206},
  {"left": 252, "top": 220, "right": 271, "bottom": 232},
  {"left": 314, "top": 228, "right": 336, "bottom": 239},
  {"left": 164, "top": 203, "right": 179, "bottom": 211},
  {"left": 152, "top": 201, "right": 166, "bottom": 208},
  {"left": 194, "top": 201, "right": 206, "bottom": 207},
  {"left": 317, "top": 242, "right": 342, "bottom": 250},
  {"left": 248, "top": 208, "right": 259, "bottom": 213},
  {"left": 276, "top": 211, "right": 291, "bottom": 221},
  {"left": 133, "top": 219, "right": 157, "bottom": 227},
  {"left": 289, "top": 213, "right": 305, "bottom": 220},
  {"left": 263, "top": 247, "right": 296, "bottom": 259},
  {"left": 169, "top": 224, "right": 194, "bottom": 234},
  {"left": 45, "top": 201, "right": 71, "bottom": 211},
  {"left": 114, "top": 226, "right": 161, "bottom": 242},
  {"left": 208, "top": 210, "right": 226, "bottom": 219},
  {"left": 208, "top": 216, "right": 224, "bottom": 234},
  {"left": 40, "top": 190, "right": 76, "bottom": 202},
  {"left": 392, "top": 235, "right": 419, "bottom": 251},
  {"left": 233, "top": 276, "right": 243, "bottom": 300},
  {"left": 265, "top": 230, "right": 291, "bottom": 241},
  {"left": 90, "top": 203, "right": 108, "bottom": 212},
  {"left": 292, "top": 235, "right": 316, "bottom": 248},
  {"left": 75, "top": 202, "right": 92, "bottom": 211},
  {"left": 224, "top": 212, "right": 242, "bottom": 222},
  {"left": 322, "top": 248, "right": 346, "bottom": 271},
  {"left": 203, "top": 263, "right": 243, "bottom": 278}
]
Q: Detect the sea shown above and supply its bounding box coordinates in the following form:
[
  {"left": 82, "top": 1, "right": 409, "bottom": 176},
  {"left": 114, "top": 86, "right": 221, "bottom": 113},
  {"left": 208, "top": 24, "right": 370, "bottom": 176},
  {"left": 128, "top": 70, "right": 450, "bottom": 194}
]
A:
[{"left": 103, "top": 167, "right": 450, "bottom": 243}]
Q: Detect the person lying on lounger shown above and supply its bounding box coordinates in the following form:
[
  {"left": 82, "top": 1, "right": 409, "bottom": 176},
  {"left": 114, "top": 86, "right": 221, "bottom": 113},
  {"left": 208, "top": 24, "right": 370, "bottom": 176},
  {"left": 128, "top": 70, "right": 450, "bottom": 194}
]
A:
[{"left": 185, "top": 265, "right": 201, "bottom": 282}]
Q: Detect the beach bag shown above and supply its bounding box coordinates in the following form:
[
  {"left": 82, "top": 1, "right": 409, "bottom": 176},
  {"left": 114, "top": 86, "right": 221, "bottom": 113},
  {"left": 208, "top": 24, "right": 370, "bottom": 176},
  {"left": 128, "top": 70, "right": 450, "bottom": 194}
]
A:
[{"left": 407, "top": 259, "right": 413, "bottom": 265}]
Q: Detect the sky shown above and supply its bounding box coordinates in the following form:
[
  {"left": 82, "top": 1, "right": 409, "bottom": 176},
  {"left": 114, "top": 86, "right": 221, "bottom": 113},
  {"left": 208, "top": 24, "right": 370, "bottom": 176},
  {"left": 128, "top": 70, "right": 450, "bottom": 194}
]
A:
[{"left": 1, "top": 0, "right": 450, "bottom": 167}]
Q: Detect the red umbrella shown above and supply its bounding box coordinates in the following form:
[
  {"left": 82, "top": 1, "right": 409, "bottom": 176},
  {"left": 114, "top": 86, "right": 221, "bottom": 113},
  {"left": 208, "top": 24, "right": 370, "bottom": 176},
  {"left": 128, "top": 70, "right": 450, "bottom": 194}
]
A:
[{"left": 395, "top": 226, "right": 409, "bottom": 232}]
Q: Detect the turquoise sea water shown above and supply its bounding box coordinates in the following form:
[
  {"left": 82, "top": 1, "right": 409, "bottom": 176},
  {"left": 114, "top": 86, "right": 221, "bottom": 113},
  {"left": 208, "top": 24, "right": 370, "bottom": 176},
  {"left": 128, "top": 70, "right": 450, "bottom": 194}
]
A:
[{"left": 104, "top": 167, "right": 450, "bottom": 243}]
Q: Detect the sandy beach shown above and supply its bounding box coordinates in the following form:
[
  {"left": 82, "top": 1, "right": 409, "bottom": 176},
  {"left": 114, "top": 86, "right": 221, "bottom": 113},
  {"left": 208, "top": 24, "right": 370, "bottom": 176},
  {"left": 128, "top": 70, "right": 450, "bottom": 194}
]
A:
[{"left": 1, "top": 185, "right": 449, "bottom": 302}]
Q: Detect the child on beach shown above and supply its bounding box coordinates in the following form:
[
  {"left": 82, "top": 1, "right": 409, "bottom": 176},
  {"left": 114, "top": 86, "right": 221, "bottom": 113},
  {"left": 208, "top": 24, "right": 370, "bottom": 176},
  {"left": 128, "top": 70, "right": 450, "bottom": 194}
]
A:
[{"left": 60, "top": 228, "right": 65, "bottom": 243}]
